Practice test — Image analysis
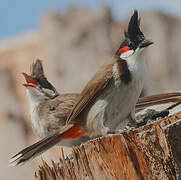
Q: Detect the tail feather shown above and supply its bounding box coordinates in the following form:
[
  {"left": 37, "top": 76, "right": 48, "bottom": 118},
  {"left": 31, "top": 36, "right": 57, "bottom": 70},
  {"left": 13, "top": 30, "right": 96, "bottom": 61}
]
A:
[
  {"left": 136, "top": 92, "right": 181, "bottom": 112},
  {"left": 9, "top": 124, "right": 85, "bottom": 166}
]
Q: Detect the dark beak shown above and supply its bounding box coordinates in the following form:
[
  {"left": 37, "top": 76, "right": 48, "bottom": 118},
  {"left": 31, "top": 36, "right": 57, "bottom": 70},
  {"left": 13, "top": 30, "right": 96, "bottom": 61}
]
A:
[{"left": 139, "top": 39, "right": 153, "bottom": 48}]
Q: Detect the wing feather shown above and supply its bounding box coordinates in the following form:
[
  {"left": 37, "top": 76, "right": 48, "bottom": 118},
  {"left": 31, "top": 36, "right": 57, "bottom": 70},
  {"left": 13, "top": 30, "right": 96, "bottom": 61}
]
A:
[
  {"left": 67, "top": 57, "right": 126, "bottom": 123},
  {"left": 136, "top": 92, "right": 181, "bottom": 112},
  {"left": 49, "top": 93, "right": 79, "bottom": 119}
]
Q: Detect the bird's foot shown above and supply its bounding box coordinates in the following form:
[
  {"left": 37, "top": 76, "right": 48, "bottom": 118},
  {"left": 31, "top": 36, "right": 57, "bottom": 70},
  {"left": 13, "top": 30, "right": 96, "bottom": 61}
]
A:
[
  {"left": 101, "top": 127, "right": 110, "bottom": 135},
  {"left": 107, "top": 126, "right": 135, "bottom": 135}
]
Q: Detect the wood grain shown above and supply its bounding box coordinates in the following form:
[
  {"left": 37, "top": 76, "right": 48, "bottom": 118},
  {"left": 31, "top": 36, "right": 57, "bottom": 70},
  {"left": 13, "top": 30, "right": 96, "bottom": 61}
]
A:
[{"left": 35, "top": 112, "right": 181, "bottom": 180}]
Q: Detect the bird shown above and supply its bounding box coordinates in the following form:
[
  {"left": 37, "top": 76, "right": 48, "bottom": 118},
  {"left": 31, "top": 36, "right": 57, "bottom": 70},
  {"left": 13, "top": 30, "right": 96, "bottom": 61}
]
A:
[
  {"left": 9, "top": 10, "right": 154, "bottom": 166},
  {"left": 22, "top": 59, "right": 89, "bottom": 147}
]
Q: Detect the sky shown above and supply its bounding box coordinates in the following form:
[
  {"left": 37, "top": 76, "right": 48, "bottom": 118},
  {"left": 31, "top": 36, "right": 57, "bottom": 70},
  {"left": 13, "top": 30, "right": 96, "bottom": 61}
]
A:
[{"left": 1, "top": 0, "right": 181, "bottom": 39}]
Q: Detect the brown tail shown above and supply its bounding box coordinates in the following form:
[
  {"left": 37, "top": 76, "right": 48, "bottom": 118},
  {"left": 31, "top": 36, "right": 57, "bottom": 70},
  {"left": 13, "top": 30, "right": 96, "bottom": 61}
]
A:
[
  {"left": 9, "top": 124, "right": 85, "bottom": 166},
  {"left": 136, "top": 92, "right": 181, "bottom": 112}
]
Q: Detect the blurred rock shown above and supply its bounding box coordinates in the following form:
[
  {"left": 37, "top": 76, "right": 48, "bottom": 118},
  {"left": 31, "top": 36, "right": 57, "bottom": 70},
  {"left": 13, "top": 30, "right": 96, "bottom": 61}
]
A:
[
  {"left": 0, "top": 6, "right": 181, "bottom": 178},
  {"left": 41, "top": 6, "right": 123, "bottom": 93},
  {"left": 142, "top": 11, "right": 181, "bottom": 94}
]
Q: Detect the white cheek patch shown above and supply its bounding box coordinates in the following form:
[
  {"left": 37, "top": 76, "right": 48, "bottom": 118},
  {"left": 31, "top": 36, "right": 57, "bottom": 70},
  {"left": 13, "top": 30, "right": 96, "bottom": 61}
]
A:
[{"left": 120, "top": 49, "right": 134, "bottom": 59}]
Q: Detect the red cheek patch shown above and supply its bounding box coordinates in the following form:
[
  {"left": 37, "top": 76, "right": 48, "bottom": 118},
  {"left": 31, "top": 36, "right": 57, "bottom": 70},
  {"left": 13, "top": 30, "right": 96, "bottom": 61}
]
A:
[{"left": 119, "top": 46, "right": 130, "bottom": 54}]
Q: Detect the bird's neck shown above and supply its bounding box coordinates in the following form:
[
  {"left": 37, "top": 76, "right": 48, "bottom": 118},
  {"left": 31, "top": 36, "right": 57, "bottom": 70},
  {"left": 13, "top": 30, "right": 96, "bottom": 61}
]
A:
[
  {"left": 26, "top": 90, "right": 43, "bottom": 114},
  {"left": 125, "top": 51, "right": 147, "bottom": 78}
]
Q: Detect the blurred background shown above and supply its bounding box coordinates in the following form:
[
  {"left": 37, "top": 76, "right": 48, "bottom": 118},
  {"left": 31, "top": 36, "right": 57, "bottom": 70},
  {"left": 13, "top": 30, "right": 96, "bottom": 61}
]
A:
[{"left": 1, "top": 0, "right": 181, "bottom": 179}]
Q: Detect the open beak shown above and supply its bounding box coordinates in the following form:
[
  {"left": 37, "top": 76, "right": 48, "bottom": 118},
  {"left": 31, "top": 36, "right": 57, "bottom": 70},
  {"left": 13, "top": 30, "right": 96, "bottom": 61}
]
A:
[
  {"left": 139, "top": 39, "right": 153, "bottom": 48},
  {"left": 22, "top": 72, "right": 40, "bottom": 88}
]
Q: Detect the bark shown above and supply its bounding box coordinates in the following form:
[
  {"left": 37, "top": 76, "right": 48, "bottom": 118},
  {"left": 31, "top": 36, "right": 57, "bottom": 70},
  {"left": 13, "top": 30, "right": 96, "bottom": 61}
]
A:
[{"left": 35, "top": 112, "right": 181, "bottom": 180}]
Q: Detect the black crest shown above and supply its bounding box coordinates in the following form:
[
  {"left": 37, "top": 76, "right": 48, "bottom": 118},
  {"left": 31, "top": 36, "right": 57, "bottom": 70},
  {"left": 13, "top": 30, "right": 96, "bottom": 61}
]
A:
[
  {"left": 31, "top": 59, "right": 57, "bottom": 92},
  {"left": 127, "top": 10, "right": 144, "bottom": 42},
  {"left": 119, "top": 10, "right": 145, "bottom": 51},
  {"left": 31, "top": 59, "right": 44, "bottom": 78}
]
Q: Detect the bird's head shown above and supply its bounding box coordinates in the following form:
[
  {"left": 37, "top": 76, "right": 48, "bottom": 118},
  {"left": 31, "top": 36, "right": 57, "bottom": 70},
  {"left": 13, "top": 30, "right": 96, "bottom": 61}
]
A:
[
  {"left": 116, "top": 10, "right": 153, "bottom": 59},
  {"left": 22, "top": 60, "right": 58, "bottom": 102}
]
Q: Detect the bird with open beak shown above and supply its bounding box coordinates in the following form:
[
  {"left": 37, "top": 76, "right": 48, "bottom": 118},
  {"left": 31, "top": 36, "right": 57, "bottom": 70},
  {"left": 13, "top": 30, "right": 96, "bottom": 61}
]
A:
[{"left": 22, "top": 59, "right": 89, "bottom": 146}]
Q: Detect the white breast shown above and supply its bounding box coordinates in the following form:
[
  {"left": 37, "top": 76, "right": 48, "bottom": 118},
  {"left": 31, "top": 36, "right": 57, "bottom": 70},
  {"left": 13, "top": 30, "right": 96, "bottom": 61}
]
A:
[{"left": 26, "top": 90, "right": 45, "bottom": 137}]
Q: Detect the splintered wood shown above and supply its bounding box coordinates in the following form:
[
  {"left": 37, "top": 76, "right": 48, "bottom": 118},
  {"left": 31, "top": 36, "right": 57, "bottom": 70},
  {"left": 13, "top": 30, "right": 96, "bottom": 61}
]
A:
[{"left": 35, "top": 112, "right": 181, "bottom": 180}]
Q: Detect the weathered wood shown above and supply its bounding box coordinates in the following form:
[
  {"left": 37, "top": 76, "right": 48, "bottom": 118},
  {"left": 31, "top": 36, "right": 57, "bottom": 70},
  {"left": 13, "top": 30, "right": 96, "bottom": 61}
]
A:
[{"left": 35, "top": 112, "right": 181, "bottom": 180}]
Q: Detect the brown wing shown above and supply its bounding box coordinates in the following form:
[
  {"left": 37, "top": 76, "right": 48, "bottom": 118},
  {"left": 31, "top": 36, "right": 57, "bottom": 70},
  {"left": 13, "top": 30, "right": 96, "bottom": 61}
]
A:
[
  {"left": 37, "top": 93, "right": 79, "bottom": 127},
  {"left": 67, "top": 56, "right": 125, "bottom": 124},
  {"left": 50, "top": 93, "right": 79, "bottom": 120}
]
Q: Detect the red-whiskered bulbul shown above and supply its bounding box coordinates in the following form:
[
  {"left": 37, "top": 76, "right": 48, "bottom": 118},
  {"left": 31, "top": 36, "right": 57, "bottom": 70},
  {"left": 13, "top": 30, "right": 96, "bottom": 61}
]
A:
[{"left": 22, "top": 59, "right": 89, "bottom": 147}]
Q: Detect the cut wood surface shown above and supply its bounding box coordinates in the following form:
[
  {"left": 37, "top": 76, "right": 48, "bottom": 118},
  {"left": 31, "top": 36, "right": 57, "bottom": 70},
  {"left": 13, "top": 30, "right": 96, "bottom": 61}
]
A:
[{"left": 35, "top": 112, "right": 181, "bottom": 180}]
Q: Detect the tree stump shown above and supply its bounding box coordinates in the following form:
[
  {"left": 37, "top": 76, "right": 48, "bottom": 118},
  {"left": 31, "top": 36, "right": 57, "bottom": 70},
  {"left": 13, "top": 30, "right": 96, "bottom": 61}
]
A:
[{"left": 35, "top": 112, "right": 181, "bottom": 180}]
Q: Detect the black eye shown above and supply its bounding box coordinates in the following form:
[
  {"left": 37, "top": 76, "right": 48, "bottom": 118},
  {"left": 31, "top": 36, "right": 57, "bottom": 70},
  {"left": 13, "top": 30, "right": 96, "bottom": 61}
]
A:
[
  {"left": 127, "top": 42, "right": 134, "bottom": 50},
  {"left": 130, "top": 41, "right": 138, "bottom": 50},
  {"left": 129, "top": 43, "right": 133, "bottom": 49}
]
